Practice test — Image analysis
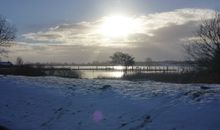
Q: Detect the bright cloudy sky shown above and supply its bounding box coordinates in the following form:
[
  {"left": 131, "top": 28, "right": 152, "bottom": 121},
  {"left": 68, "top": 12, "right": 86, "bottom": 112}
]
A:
[{"left": 0, "top": 0, "right": 219, "bottom": 63}]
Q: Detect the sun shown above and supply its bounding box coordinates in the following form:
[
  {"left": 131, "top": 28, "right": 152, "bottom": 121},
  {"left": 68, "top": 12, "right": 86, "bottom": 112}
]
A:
[{"left": 98, "top": 15, "right": 140, "bottom": 38}]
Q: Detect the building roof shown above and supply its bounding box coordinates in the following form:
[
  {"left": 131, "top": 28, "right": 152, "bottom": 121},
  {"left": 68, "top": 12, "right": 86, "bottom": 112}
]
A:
[{"left": 0, "top": 61, "right": 13, "bottom": 66}]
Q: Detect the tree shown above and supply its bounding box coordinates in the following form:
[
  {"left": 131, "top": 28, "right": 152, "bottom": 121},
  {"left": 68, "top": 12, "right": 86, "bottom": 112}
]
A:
[
  {"left": 145, "top": 57, "right": 153, "bottom": 66},
  {"left": 110, "top": 52, "right": 135, "bottom": 73},
  {"left": 16, "top": 57, "right": 23, "bottom": 66},
  {"left": 0, "top": 15, "right": 16, "bottom": 55},
  {"left": 184, "top": 12, "right": 220, "bottom": 72}
]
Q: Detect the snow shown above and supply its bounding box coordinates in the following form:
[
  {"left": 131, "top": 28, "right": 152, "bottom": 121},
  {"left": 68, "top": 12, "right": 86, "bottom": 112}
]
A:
[{"left": 0, "top": 75, "right": 220, "bottom": 130}]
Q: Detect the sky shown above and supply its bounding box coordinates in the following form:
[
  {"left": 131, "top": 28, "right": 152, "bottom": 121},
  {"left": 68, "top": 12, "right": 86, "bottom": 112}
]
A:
[{"left": 0, "top": 0, "right": 220, "bottom": 63}]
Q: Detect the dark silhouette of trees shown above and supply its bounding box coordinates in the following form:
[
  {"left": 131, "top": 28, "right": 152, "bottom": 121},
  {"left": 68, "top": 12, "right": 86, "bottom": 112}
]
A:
[
  {"left": 110, "top": 52, "right": 135, "bottom": 74},
  {"left": 185, "top": 12, "right": 220, "bottom": 72},
  {"left": 0, "top": 15, "right": 16, "bottom": 55}
]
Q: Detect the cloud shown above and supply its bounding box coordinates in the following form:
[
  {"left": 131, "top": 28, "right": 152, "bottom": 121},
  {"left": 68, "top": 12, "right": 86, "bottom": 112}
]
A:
[
  {"left": 6, "top": 43, "right": 136, "bottom": 63},
  {"left": 137, "top": 8, "right": 215, "bottom": 36},
  {"left": 23, "top": 32, "right": 64, "bottom": 43},
  {"left": 12, "top": 8, "right": 217, "bottom": 62},
  {"left": 22, "top": 8, "right": 215, "bottom": 46}
]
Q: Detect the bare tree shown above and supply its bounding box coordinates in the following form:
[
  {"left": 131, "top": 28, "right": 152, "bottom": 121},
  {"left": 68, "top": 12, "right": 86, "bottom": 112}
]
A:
[
  {"left": 16, "top": 57, "right": 23, "bottom": 66},
  {"left": 0, "top": 15, "right": 16, "bottom": 55},
  {"left": 185, "top": 12, "right": 220, "bottom": 72},
  {"left": 145, "top": 57, "right": 153, "bottom": 66},
  {"left": 110, "top": 52, "right": 135, "bottom": 73}
]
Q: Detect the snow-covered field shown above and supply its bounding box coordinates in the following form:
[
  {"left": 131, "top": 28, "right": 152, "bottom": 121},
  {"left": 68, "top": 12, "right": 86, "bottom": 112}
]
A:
[{"left": 0, "top": 76, "right": 220, "bottom": 130}]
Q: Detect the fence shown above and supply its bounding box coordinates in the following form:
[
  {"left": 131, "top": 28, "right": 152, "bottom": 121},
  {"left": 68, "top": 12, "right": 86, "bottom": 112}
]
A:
[{"left": 52, "top": 65, "right": 193, "bottom": 74}]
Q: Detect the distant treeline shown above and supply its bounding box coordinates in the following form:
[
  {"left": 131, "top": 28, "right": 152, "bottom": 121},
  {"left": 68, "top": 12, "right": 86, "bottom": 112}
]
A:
[
  {"left": 23, "top": 60, "right": 195, "bottom": 67},
  {"left": 0, "top": 65, "right": 80, "bottom": 78}
]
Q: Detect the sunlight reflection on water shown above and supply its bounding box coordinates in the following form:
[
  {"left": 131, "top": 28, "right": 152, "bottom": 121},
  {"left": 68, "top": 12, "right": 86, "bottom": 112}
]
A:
[
  {"left": 80, "top": 70, "right": 124, "bottom": 79},
  {"left": 53, "top": 65, "right": 191, "bottom": 79}
]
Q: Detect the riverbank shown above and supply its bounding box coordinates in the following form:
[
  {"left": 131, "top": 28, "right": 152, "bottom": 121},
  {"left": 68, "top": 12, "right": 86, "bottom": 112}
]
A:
[
  {"left": 0, "top": 66, "right": 220, "bottom": 84},
  {"left": 0, "top": 66, "right": 80, "bottom": 78},
  {"left": 123, "top": 71, "right": 220, "bottom": 84}
]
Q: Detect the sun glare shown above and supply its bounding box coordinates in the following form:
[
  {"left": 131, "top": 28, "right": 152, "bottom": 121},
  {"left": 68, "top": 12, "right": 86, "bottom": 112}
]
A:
[
  {"left": 111, "top": 71, "right": 124, "bottom": 78},
  {"left": 114, "top": 65, "right": 124, "bottom": 70},
  {"left": 98, "top": 15, "right": 140, "bottom": 38}
]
